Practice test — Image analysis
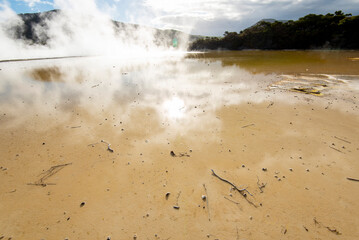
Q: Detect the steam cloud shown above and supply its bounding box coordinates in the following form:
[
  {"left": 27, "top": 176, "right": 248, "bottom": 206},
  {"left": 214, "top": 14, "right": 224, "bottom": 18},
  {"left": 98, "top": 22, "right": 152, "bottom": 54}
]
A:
[{"left": 0, "top": 0, "right": 190, "bottom": 60}]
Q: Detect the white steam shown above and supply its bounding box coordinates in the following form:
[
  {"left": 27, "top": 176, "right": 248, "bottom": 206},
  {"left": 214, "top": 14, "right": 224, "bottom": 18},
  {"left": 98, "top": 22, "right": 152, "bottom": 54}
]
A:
[{"left": 0, "top": 0, "right": 190, "bottom": 60}]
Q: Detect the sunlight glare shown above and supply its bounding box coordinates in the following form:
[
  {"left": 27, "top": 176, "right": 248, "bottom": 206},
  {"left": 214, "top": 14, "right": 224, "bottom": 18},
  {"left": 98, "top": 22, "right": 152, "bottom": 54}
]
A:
[{"left": 163, "top": 97, "right": 186, "bottom": 119}]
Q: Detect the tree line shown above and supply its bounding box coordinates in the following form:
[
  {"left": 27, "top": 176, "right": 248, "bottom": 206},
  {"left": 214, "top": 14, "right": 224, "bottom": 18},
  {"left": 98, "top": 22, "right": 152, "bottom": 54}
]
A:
[{"left": 189, "top": 11, "right": 359, "bottom": 50}]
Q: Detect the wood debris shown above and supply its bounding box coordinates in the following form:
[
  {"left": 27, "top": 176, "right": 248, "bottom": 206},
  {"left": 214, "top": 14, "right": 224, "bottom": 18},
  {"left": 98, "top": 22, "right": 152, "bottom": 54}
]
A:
[
  {"left": 211, "top": 169, "right": 257, "bottom": 207},
  {"left": 28, "top": 163, "right": 72, "bottom": 187}
]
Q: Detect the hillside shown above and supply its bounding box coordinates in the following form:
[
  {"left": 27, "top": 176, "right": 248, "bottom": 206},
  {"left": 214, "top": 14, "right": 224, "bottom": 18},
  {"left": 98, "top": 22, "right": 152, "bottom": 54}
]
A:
[
  {"left": 189, "top": 11, "right": 359, "bottom": 50},
  {"left": 3, "top": 10, "right": 200, "bottom": 49}
]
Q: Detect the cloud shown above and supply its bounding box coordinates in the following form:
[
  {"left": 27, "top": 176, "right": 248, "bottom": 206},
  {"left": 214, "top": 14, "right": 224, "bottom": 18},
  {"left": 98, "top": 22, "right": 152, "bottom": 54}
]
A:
[
  {"left": 19, "top": 0, "right": 53, "bottom": 8},
  {"left": 142, "top": 0, "right": 359, "bottom": 36}
]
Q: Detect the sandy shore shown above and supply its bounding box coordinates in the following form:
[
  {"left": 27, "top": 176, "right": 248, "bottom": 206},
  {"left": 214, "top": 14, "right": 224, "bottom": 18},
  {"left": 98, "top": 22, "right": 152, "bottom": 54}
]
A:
[{"left": 0, "top": 54, "right": 359, "bottom": 239}]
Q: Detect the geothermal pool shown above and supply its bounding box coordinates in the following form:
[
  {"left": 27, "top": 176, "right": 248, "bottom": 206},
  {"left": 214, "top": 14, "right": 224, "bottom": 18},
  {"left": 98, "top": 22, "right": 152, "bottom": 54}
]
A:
[{"left": 0, "top": 51, "right": 359, "bottom": 239}]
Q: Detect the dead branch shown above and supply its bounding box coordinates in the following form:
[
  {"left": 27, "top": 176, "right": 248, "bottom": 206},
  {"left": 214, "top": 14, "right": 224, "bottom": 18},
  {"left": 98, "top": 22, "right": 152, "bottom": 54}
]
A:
[
  {"left": 313, "top": 217, "right": 341, "bottom": 235},
  {"left": 346, "top": 177, "right": 359, "bottom": 182},
  {"left": 224, "top": 196, "right": 240, "bottom": 205},
  {"left": 211, "top": 169, "right": 257, "bottom": 207},
  {"left": 170, "top": 151, "right": 190, "bottom": 157},
  {"left": 329, "top": 146, "right": 345, "bottom": 154},
  {"left": 28, "top": 163, "right": 72, "bottom": 187},
  {"left": 173, "top": 191, "right": 182, "bottom": 209},
  {"left": 326, "top": 227, "right": 341, "bottom": 235},
  {"left": 101, "top": 140, "right": 114, "bottom": 153},
  {"left": 241, "top": 124, "right": 255, "bottom": 128},
  {"left": 203, "top": 184, "right": 211, "bottom": 221},
  {"left": 88, "top": 142, "right": 99, "bottom": 147},
  {"left": 256, "top": 176, "right": 267, "bottom": 193},
  {"left": 334, "top": 136, "right": 351, "bottom": 144}
]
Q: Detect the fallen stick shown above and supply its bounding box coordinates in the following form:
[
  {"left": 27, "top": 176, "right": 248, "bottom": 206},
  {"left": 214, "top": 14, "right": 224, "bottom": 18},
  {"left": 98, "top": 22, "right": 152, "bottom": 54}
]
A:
[
  {"left": 329, "top": 146, "right": 345, "bottom": 154},
  {"left": 334, "top": 136, "right": 351, "bottom": 144},
  {"left": 241, "top": 124, "right": 255, "bottom": 128},
  {"left": 326, "top": 227, "right": 341, "bottom": 235},
  {"left": 101, "top": 140, "right": 114, "bottom": 153},
  {"left": 256, "top": 176, "right": 267, "bottom": 193},
  {"left": 313, "top": 217, "right": 342, "bottom": 235},
  {"left": 224, "top": 196, "right": 240, "bottom": 205},
  {"left": 203, "top": 184, "right": 211, "bottom": 221},
  {"left": 28, "top": 163, "right": 72, "bottom": 187},
  {"left": 211, "top": 169, "right": 257, "bottom": 207},
  {"left": 346, "top": 177, "right": 359, "bottom": 182},
  {"left": 173, "top": 191, "right": 181, "bottom": 209}
]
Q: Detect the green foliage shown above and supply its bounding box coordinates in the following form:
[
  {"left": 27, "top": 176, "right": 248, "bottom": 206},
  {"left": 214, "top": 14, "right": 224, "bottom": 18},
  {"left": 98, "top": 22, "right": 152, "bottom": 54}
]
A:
[{"left": 189, "top": 11, "right": 359, "bottom": 50}]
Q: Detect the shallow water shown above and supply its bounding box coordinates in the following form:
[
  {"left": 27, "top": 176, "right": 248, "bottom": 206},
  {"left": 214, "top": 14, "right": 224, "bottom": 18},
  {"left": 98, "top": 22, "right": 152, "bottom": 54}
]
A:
[
  {"left": 189, "top": 50, "right": 359, "bottom": 75},
  {"left": 1, "top": 50, "right": 358, "bottom": 128},
  {"left": 0, "top": 51, "right": 359, "bottom": 240}
]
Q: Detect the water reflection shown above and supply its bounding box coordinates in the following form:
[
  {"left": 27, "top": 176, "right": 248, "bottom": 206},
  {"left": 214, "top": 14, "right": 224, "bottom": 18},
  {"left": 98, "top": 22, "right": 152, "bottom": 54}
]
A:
[
  {"left": 0, "top": 51, "right": 358, "bottom": 133},
  {"left": 163, "top": 97, "right": 186, "bottom": 119},
  {"left": 188, "top": 50, "right": 359, "bottom": 75}
]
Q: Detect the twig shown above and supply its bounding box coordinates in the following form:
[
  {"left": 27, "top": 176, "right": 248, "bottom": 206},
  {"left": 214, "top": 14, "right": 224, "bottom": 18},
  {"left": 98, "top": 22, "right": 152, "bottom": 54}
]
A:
[
  {"left": 326, "top": 227, "right": 341, "bottom": 235},
  {"left": 347, "top": 177, "right": 359, "bottom": 182},
  {"left": 256, "top": 176, "right": 267, "bottom": 193},
  {"left": 173, "top": 191, "right": 181, "bottom": 209},
  {"left": 334, "top": 136, "right": 351, "bottom": 144},
  {"left": 88, "top": 142, "right": 99, "bottom": 147},
  {"left": 101, "top": 140, "right": 114, "bottom": 153},
  {"left": 313, "top": 217, "right": 341, "bottom": 235},
  {"left": 241, "top": 124, "right": 255, "bottom": 128},
  {"left": 224, "top": 196, "right": 240, "bottom": 205},
  {"left": 28, "top": 163, "right": 72, "bottom": 187},
  {"left": 176, "top": 191, "right": 181, "bottom": 205},
  {"left": 211, "top": 169, "right": 257, "bottom": 207},
  {"left": 329, "top": 146, "right": 345, "bottom": 154},
  {"left": 203, "top": 184, "right": 211, "bottom": 221},
  {"left": 170, "top": 151, "right": 190, "bottom": 157}
]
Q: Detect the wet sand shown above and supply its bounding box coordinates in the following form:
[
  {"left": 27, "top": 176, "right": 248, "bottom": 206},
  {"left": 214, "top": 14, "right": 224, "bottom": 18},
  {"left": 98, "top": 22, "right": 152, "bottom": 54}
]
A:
[{"left": 0, "top": 52, "right": 359, "bottom": 239}]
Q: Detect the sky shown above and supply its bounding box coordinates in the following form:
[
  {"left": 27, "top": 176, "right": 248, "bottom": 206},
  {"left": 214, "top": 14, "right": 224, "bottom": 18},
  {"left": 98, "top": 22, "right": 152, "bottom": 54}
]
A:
[{"left": 2, "top": 0, "right": 359, "bottom": 36}]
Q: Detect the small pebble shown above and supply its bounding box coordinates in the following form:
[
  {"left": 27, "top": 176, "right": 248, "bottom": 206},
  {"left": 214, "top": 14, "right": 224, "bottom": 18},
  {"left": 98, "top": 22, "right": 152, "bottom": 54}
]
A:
[
  {"left": 80, "top": 202, "right": 85, "bottom": 207},
  {"left": 106, "top": 237, "right": 111, "bottom": 240},
  {"left": 133, "top": 234, "right": 137, "bottom": 239},
  {"left": 242, "top": 164, "right": 245, "bottom": 168},
  {"left": 165, "top": 192, "right": 170, "bottom": 199},
  {"left": 249, "top": 216, "right": 253, "bottom": 220},
  {"left": 262, "top": 168, "right": 267, "bottom": 171},
  {"left": 173, "top": 205, "right": 180, "bottom": 209},
  {"left": 201, "top": 195, "right": 207, "bottom": 201},
  {"left": 289, "top": 168, "right": 293, "bottom": 171},
  {"left": 306, "top": 169, "right": 310, "bottom": 172}
]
